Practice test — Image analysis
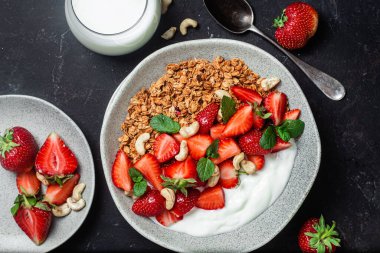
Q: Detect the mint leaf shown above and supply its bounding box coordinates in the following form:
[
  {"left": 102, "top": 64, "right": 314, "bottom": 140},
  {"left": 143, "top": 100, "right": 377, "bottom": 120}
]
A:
[
  {"left": 196, "top": 158, "right": 215, "bottom": 182},
  {"left": 276, "top": 126, "right": 291, "bottom": 142},
  {"left": 276, "top": 119, "right": 305, "bottom": 142},
  {"left": 260, "top": 126, "right": 276, "bottom": 149},
  {"left": 261, "top": 112, "right": 272, "bottom": 119},
  {"left": 133, "top": 181, "right": 147, "bottom": 197},
  {"left": 129, "top": 167, "right": 143, "bottom": 183},
  {"left": 206, "top": 139, "right": 220, "bottom": 159},
  {"left": 150, "top": 114, "right": 180, "bottom": 133},
  {"left": 221, "top": 96, "right": 236, "bottom": 123}
]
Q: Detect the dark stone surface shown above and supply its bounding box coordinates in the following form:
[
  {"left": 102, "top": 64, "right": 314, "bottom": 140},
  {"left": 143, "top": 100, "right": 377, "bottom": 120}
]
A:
[{"left": 1, "top": 0, "right": 379, "bottom": 252}]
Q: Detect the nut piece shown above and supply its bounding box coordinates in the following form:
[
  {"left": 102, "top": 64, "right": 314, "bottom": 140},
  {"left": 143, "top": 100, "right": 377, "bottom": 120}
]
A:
[
  {"left": 135, "top": 133, "right": 150, "bottom": 155},
  {"left": 161, "top": 27, "right": 177, "bottom": 40},
  {"left": 160, "top": 188, "right": 175, "bottom": 210},
  {"left": 217, "top": 108, "right": 223, "bottom": 122},
  {"left": 179, "top": 18, "right": 198, "bottom": 35},
  {"left": 175, "top": 140, "right": 188, "bottom": 161},
  {"left": 67, "top": 197, "right": 86, "bottom": 211},
  {"left": 161, "top": 0, "right": 172, "bottom": 14},
  {"left": 207, "top": 165, "right": 220, "bottom": 187},
  {"left": 52, "top": 203, "right": 71, "bottom": 217},
  {"left": 241, "top": 160, "right": 256, "bottom": 175},
  {"left": 179, "top": 121, "right": 199, "bottom": 138},
  {"left": 72, "top": 183, "right": 86, "bottom": 202},
  {"left": 215, "top": 90, "right": 231, "bottom": 99},
  {"left": 36, "top": 172, "right": 49, "bottom": 186},
  {"left": 261, "top": 77, "right": 281, "bottom": 91},
  {"left": 233, "top": 152, "right": 245, "bottom": 170}
]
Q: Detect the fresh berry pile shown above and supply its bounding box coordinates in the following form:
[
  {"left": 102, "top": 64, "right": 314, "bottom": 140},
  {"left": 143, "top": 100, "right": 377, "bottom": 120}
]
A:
[{"left": 112, "top": 85, "right": 305, "bottom": 227}]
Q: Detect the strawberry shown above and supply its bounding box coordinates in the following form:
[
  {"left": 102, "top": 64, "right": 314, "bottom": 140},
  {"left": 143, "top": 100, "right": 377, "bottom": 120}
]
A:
[
  {"left": 134, "top": 154, "right": 163, "bottom": 190},
  {"left": 156, "top": 210, "right": 183, "bottom": 227},
  {"left": 173, "top": 133, "right": 185, "bottom": 143},
  {"left": 272, "top": 138, "right": 292, "bottom": 152},
  {"left": 273, "top": 2, "right": 318, "bottom": 50},
  {"left": 222, "top": 104, "right": 254, "bottom": 138},
  {"left": 153, "top": 133, "right": 180, "bottom": 163},
  {"left": 171, "top": 188, "right": 200, "bottom": 216},
  {"left": 35, "top": 132, "right": 78, "bottom": 176},
  {"left": 16, "top": 170, "right": 40, "bottom": 196},
  {"left": 44, "top": 173, "right": 80, "bottom": 205},
  {"left": 298, "top": 215, "right": 340, "bottom": 253},
  {"left": 219, "top": 159, "right": 239, "bottom": 189},
  {"left": 264, "top": 92, "right": 288, "bottom": 126},
  {"left": 187, "top": 134, "right": 213, "bottom": 160},
  {"left": 284, "top": 109, "right": 301, "bottom": 120},
  {"left": 238, "top": 130, "right": 271, "bottom": 155},
  {"left": 230, "top": 86, "right": 263, "bottom": 105},
  {"left": 0, "top": 127, "right": 38, "bottom": 173},
  {"left": 196, "top": 185, "right": 225, "bottom": 210},
  {"left": 163, "top": 156, "right": 197, "bottom": 179},
  {"left": 211, "top": 138, "right": 241, "bottom": 164},
  {"left": 210, "top": 124, "right": 225, "bottom": 140},
  {"left": 196, "top": 103, "right": 220, "bottom": 134},
  {"left": 247, "top": 155, "right": 265, "bottom": 170},
  {"left": 132, "top": 189, "right": 165, "bottom": 217},
  {"left": 252, "top": 111, "right": 265, "bottom": 129},
  {"left": 111, "top": 150, "right": 133, "bottom": 193}
]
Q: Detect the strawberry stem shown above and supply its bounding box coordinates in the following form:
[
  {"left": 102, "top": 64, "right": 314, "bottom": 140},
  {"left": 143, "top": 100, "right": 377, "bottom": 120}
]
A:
[
  {"left": 0, "top": 129, "right": 20, "bottom": 157},
  {"left": 273, "top": 9, "right": 288, "bottom": 28}
]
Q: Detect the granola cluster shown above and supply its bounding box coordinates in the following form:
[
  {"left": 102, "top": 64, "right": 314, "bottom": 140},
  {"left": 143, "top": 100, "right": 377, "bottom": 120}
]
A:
[{"left": 119, "top": 56, "right": 268, "bottom": 162}]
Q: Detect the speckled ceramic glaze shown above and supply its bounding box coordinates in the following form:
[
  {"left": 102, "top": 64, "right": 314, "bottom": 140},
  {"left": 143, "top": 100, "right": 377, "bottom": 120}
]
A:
[
  {"left": 100, "top": 39, "right": 321, "bottom": 252},
  {"left": 0, "top": 95, "right": 95, "bottom": 252}
]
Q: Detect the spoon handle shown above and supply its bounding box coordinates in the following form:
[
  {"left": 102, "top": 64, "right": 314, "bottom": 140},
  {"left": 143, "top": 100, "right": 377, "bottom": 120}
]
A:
[{"left": 248, "top": 26, "right": 345, "bottom": 101}]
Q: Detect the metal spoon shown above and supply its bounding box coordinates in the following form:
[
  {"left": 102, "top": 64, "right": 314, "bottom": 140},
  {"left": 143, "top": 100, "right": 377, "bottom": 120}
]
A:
[{"left": 204, "top": 0, "right": 345, "bottom": 101}]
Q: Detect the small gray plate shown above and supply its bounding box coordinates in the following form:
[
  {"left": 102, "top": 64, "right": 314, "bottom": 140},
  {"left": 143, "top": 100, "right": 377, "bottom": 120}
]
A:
[
  {"left": 100, "top": 39, "right": 321, "bottom": 252},
  {"left": 0, "top": 95, "right": 95, "bottom": 252}
]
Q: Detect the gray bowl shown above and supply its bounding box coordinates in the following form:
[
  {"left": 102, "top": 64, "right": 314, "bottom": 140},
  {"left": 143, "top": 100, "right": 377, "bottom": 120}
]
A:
[{"left": 100, "top": 39, "right": 321, "bottom": 252}]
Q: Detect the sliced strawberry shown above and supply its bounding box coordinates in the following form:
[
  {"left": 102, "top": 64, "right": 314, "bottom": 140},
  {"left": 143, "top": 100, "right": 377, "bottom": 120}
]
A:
[
  {"left": 35, "top": 132, "right": 78, "bottom": 176},
  {"left": 219, "top": 159, "right": 239, "bottom": 189},
  {"left": 44, "top": 173, "right": 80, "bottom": 205},
  {"left": 211, "top": 138, "right": 241, "bottom": 164},
  {"left": 231, "top": 86, "right": 263, "bottom": 105},
  {"left": 173, "top": 133, "right": 185, "bottom": 143},
  {"left": 196, "top": 185, "right": 225, "bottom": 210},
  {"left": 153, "top": 134, "right": 180, "bottom": 163},
  {"left": 252, "top": 111, "right": 265, "bottom": 129},
  {"left": 284, "top": 109, "right": 301, "bottom": 120},
  {"left": 247, "top": 155, "right": 265, "bottom": 170},
  {"left": 163, "top": 156, "right": 197, "bottom": 179},
  {"left": 134, "top": 154, "right": 163, "bottom": 190},
  {"left": 210, "top": 124, "right": 225, "bottom": 140},
  {"left": 238, "top": 130, "right": 271, "bottom": 155},
  {"left": 156, "top": 210, "right": 183, "bottom": 227},
  {"left": 272, "top": 138, "right": 292, "bottom": 152},
  {"left": 132, "top": 189, "right": 165, "bottom": 217},
  {"left": 222, "top": 104, "right": 254, "bottom": 137},
  {"left": 187, "top": 134, "right": 213, "bottom": 160},
  {"left": 264, "top": 92, "right": 288, "bottom": 126},
  {"left": 171, "top": 188, "right": 200, "bottom": 216},
  {"left": 16, "top": 170, "right": 40, "bottom": 196},
  {"left": 196, "top": 103, "right": 220, "bottom": 134},
  {"left": 111, "top": 150, "right": 133, "bottom": 193}
]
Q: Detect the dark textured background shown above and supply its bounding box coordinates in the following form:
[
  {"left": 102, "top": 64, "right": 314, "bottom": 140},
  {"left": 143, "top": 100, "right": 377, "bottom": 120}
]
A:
[{"left": 1, "top": 0, "right": 379, "bottom": 252}]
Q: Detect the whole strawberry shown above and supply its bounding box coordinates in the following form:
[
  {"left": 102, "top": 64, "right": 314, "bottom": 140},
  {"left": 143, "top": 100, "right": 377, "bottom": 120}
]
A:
[
  {"left": 196, "top": 103, "right": 219, "bottom": 134},
  {"left": 0, "top": 127, "right": 38, "bottom": 173},
  {"left": 298, "top": 215, "right": 341, "bottom": 253},
  {"left": 273, "top": 2, "right": 318, "bottom": 50},
  {"left": 132, "top": 189, "right": 165, "bottom": 217}
]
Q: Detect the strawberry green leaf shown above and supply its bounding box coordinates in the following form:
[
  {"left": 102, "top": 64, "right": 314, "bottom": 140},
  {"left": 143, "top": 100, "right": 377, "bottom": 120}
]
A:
[
  {"left": 206, "top": 139, "right": 220, "bottom": 159},
  {"left": 260, "top": 126, "right": 276, "bottom": 150},
  {"left": 133, "top": 181, "right": 147, "bottom": 197},
  {"left": 273, "top": 9, "right": 288, "bottom": 28},
  {"left": 150, "top": 114, "right": 180, "bottom": 134},
  {"left": 196, "top": 158, "right": 215, "bottom": 182},
  {"left": 0, "top": 129, "right": 20, "bottom": 158},
  {"left": 35, "top": 202, "right": 51, "bottom": 212},
  {"left": 10, "top": 202, "right": 20, "bottom": 216},
  {"left": 221, "top": 96, "right": 236, "bottom": 124},
  {"left": 161, "top": 176, "right": 196, "bottom": 196}
]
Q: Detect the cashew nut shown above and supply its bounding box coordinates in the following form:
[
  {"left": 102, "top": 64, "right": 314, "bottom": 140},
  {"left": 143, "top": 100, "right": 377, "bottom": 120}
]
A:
[
  {"left": 261, "top": 77, "right": 281, "bottom": 91},
  {"left": 233, "top": 152, "right": 245, "bottom": 170},
  {"left": 161, "top": 0, "right": 172, "bottom": 14},
  {"left": 217, "top": 108, "right": 223, "bottom": 122},
  {"left": 161, "top": 27, "right": 177, "bottom": 40},
  {"left": 72, "top": 183, "right": 86, "bottom": 202},
  {"left": 241, "top": 160, "right": 256, "bottom": 175},
  {"left": 52, "top": 203, "right": 71, "bottom": 217},
  {"left": 215, "top": 90, "right": 232, "bottom": 99},
  {"left": 179, "top": 121, "right": 199, "bottom": 138},
  {"left": 175, "top": 140, "right": 188, "bottom": 161},
  {"left": 207, "top": 165, "right": 220, "bottom": 187},
  {"left": 179, "top": 18, "right": 198, "bottom": 35},
  {"left": 36, "top": 172, "right": 49, "bottom": 186},
  {"left": 160, "top": 188, "right": 175, "bottom": 210},
  {"left": 135, "top": 133, "right": 150, "bottom": 155},
  {"left": 67, "top": 197, "right": 86, "bottom": 211}
]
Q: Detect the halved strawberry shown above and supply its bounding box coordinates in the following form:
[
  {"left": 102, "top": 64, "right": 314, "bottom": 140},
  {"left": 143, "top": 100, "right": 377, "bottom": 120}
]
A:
[
  {"left": 171, "top": 188, "right": 200, "bottom": 216},
  {"left": 284, "top": 109, "right": 301, "bottom": 120},
  {"left": 156, "top": 210, "right": 183, "bottom": 227},
  {"left": 239, "top": 130, "right": 271, "bottom": 155},
  {"left": 43, "top": 173, "right": 80, "bottom": 205},
  {"left": 163, "top": 156, "right": 197, "bottom": 179},
  {"left": 264, "top": 92, "right": 288, "bottom": 126},
  {"left": 272, "top": 138, "right": 292, "bottom": 152},
  {"left": 153, "top": 134, "right": 180, "bottom": 163},
  {"left": 231, "top": 86, "right": 263, "bottom": 105},
  {"left": 196, "top": 103, "right": 220, "bottom": 134},
  {"left": 219, "top": 159, "right": 239, "bottom": 189},
  {"left": 196, "top": 185, "right": 225, "bottom": 210},
  {"left": 210, "top": 124, "right": 225, "bottom": 140},
  {"left": 252, "top": 111, "right": 265, "bottom": 129},
  {"left": 132, "top": 189, "right": 165, "bottom": 217},
  {"left": 222, "top": 104, "right": 254, "bottom": 138},
  {"left": 247, "top": 155, "right": 265, "bottom": 170},
  {"left": 187, "top": 134, "right": 213, "bottom": 160},
  {"left": 16, "top": 170, "right": 40, "bottom": 196},
  {"left": 173, "top": 133, "right": 185, "bottom": 143},
  {"left": 134, "top": 154, "right": 163, "bottom": 190},
  {"left": 111, "top": 150, "right": 133, "bottom": 193},
  {"left": 211, "top": 138, "right": 241, "bottom": 164},
  {"left": 35, "top": 132, "right": 78, "bottom": 176}
]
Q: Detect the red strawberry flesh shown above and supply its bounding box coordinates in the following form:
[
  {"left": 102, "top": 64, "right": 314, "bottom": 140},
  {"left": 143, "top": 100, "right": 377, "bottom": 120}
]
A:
[
  {"left": 219, "top": 159, "right": 239, "bottom": 189},
  {"left": 264, "top": 92, "right": 288, "bottom": 126},
  {"left": 187, "top": 134, "right": 213, "bottom": 160},
  {"left": 16, "top": 170, "right": 40, "bottom": 196},
  {"left": 156, "top": 210, "right": 183, "bottom": 227},
  {"left": 211, "top": 138, "right": 241, "bottom": 164},
  {"left": 231, "top": 86, "right": 263, "bottom": 105},
  {"left": 239, "top": 130, "right": 271, "bottom": 156},
  {"left": 222, "top": 104, "right": 254, "bottom": 138},
  {"left": 111, "top": 150, "right": 134, "bottom": 193},
  {"left": 284, "top": 109, "right": 301, "bottom": 120},
  {"left": 132, "top": 189, "right": 165, "bottom": 217},
  {"left": 171, "top": 188, "right": 200, "bottom": 216},
  {"left": 196, "top": 185, "right": 225, "bottom": 210},
  {"left": 210, "top": 124, "right": 225, "bottom": 140},
  {"left": 134, "top": 154, "right": 163, "bottom": 190},
  {"left": 163, "top": 156, "right": 197, "bottom": 179},
  {"left": 196, "top": 103, "right": 220, "bottom": 134},
  {"left": 153, "top": 134, "right": 180, "bottom": 163},
  {"left": 43, "top": 173, "right": 80, "bottom": 205}
]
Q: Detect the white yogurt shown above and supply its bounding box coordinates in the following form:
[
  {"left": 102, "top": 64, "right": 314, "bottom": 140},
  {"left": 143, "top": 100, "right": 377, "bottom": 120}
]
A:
[{"left": 152, "top": 140, "right": 297, "bottom": 236}]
